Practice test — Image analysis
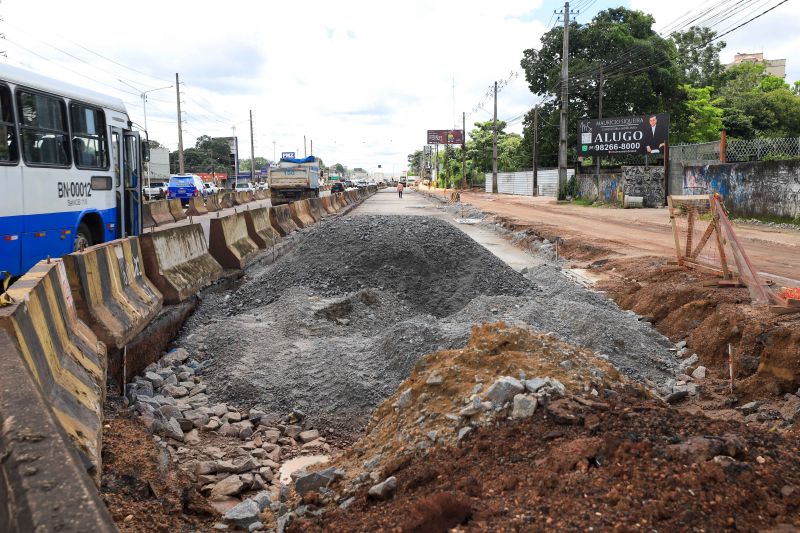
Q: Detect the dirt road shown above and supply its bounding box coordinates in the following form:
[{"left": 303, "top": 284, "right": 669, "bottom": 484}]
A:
[{"left": 455, "top": 191, "right": 800, "bottom": 282}]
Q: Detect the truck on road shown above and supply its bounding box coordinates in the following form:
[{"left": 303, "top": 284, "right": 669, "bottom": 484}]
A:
[{"left": 268, "top": 156, "right": 321, "bottom": 205}]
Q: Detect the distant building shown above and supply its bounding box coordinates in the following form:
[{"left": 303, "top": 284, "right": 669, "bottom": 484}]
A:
[
  {"left": 352, "top": 167, "right": 369, "bottom": 181},
  {"left": 729, "top": 52, "right": 786, "bottom": 78}
]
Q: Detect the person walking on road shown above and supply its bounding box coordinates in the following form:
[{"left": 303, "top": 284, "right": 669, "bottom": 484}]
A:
[{"left": 397, "top": 181, "right": 404, "bottom": 199}]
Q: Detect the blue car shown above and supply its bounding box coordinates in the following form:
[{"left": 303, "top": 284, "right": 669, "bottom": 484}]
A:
[{"left": 167, "top": 174, "right": 205, "bottom": 205}]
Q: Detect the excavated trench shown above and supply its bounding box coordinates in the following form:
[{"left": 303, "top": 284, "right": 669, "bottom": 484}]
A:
[{"left": 177, "top": 214, "right": 676, "bottom": 436}]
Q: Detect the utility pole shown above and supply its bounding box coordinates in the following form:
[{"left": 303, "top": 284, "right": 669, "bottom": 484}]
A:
[
  {"left": 462, "top": 111, "right": 467, "bottom": 189},
  {"left": 533, "top": 105, "right": 539, "bottom": 196},
  {"left": 557, "top": 2, "right": 571, "bottom": 197},
  {"left": 310, "top": 139, "right": 313, "bottom": 156},
  {"left": 176, "top": 73, "right": 185, "bottom": 173},
  {"left": 304, "top": 136, "right": 307, "bottom": 158},
  {"left": 492, "top": 81, "right": 498, "bottom": 194},
  {"left": 249, "top": 109, "right": 255, "bottom": 182},
  {"left": 595, "top": 67, "right": 604, "bottom": 196}
]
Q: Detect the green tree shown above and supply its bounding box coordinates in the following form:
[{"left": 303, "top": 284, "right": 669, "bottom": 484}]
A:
[
  {"left": 671, "top": 27, "right": 726, "bottom": 88},
  {"left": 681, "top": 85, "right": 723, "bottom": 142},
  {"left": 520, "top": 8, "right": 682, "bottom": 165},
  {"left": 239, "top": 157, "right": 271, "bottom": 172},
  {"left": 407, "top": 150, "right": 423, "bottom": 175}
]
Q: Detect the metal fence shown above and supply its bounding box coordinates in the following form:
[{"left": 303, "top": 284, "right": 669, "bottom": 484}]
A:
[
  {"left": 671, "top": 137, "right": 800, "bottom": 163},
  {"left": 484, "top": 169, "right": 572, "bottom": 197}
]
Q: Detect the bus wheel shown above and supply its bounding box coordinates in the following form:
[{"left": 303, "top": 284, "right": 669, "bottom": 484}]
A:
[{"left": 74, "top": 223, "right": 93, "bottom": 252}]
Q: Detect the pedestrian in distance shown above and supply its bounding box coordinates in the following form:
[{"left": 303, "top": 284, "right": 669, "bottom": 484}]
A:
[{"left": 397, "top": 181, "right": 404, "bottom": 199}]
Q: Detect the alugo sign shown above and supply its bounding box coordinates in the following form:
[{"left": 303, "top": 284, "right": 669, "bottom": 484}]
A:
[
  {"left": 427, "top": 130, "right": 464, "bottom": 145},
  {"left": 578, "top": 114, "right": 670, "bottom": 156}
]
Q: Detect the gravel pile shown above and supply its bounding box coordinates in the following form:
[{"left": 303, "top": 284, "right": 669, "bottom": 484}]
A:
[
  {"left": 229, "top": 215, "right": 534, "bottom": 317},
  {"left": 179, "top": 213, "right": 676, "bottom": 436}
]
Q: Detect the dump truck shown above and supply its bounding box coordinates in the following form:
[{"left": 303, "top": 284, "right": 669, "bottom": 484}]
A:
[{"left": 268, "top": 156, "right": 321, "bottom": 205}]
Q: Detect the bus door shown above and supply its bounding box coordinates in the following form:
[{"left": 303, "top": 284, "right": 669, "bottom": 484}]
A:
[
  {"left": 111, "top": 127, "right": 123, "bottom": 239},
  {"left": 122, "top": 131, "right": 142, "bottom": 237}
]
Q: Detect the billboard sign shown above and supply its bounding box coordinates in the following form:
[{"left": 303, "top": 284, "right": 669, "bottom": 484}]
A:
[
  {"left": 281, "top": 151, "right": 296, "bottom": 159},
  {"left": 578, "top": 114, "right": 669, "bottom": 156},
  {"left": 427, "top": 129, "right": 464, "bottom": 145}
]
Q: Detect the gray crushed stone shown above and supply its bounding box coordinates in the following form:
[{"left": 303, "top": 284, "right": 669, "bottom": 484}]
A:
[{"left": 178, "top": 213, "right": 676, "bottom": 435}]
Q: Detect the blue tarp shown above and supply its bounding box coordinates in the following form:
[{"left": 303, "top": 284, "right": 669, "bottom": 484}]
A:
[{"left": 280, "top": 156, "right": 316, "bottom": 164}]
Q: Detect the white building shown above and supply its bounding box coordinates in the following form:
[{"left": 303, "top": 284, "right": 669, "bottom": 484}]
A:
[{"left": 729, "top": 52, "right": 786, "bottom": 78}]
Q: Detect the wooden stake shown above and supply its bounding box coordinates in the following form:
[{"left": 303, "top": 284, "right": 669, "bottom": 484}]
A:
[{"left": 667, "top": 196, "right": 684, "bottom": 266}]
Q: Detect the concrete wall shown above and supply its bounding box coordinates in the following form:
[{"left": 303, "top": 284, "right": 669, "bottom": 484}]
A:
[
  {"left": 683, "top": 160, "right": 800, "bottom": 219},
  {"left": 623, "top": 166, "right": 665, "bottom": 208},
  {"left": 575, "top": 173, "right": 624, "bottom": 206}
]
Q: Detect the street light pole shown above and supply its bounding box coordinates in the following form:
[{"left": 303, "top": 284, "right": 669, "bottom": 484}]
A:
[{"left": 117, "top": 80, "right": 172, "bottom": 186}]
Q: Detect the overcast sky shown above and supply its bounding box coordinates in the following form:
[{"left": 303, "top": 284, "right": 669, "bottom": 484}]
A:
[{"left": 4, "top": 0, "right": 797, "bottom": 174}]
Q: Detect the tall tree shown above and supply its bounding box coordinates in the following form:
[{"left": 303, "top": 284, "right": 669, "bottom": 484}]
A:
[
  {"left": 520, "top": 7, "right": 682, "bottom": 164},
  {"left": 671, "top": 27, "right": 726, "bottom": 88}
]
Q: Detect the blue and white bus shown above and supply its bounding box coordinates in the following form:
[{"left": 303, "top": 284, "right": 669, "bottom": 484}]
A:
[{"left": 0, "top": 64, "right": 147, "bottom": 277}]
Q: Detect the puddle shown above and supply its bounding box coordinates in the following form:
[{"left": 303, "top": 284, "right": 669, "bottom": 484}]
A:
[{"left": 279, "top": 454, "right": 330, "bottom": 484}]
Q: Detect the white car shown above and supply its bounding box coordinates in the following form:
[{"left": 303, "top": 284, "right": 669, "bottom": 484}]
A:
[
  {"left": 234, "top": 181, "right": 256, "bottom": 193},
  {"left": 144, "top": 180, "right": 167, "bottom": 200},
  {"left": 257, "top": 182, "right": 269, "bottom": 190},
  {"left": 203, "top": 182, "right": 220, "bottom": 196}
]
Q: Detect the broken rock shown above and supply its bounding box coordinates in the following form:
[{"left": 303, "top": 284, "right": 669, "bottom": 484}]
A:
[
  {"left": 368, "top": 476, "right": 398, "bottom": 501},
  {"left": 486, "top": 376, "right": 524, "bottom": 407}
]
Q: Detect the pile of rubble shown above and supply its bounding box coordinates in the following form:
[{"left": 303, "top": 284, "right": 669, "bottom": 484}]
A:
[
  {"left": 123, "top": 347, "right": 337, "bottom": 531},
  {"left": 276, "top": 323, "right": 632, "bottom": 529}
]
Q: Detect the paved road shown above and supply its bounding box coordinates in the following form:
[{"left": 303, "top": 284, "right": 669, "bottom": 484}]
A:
[{"left": 354, "top": 187, "right": 544, "bottom": 272}]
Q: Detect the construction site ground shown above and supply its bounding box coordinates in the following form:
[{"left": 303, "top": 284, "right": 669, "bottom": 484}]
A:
[{"left": 102, "top": 187, "right": 800, "bottom": 532}]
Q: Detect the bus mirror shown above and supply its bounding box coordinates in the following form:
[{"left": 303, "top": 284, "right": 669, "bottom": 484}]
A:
[{"left": 141, "top": 142, "right": 150, "bottom": 163}]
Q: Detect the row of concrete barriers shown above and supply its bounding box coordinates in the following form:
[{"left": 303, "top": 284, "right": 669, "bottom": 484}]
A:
[
  {"left": 142, "top": 189, "right": 272, "bottom": 228},
  {"left": 0, "top": 186, "right": 377, "bottom": 531}
]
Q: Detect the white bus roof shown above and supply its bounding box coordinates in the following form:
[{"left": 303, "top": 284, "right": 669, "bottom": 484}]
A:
[{"left": 0, "top": 63, "right": 128, "bottom": 114}]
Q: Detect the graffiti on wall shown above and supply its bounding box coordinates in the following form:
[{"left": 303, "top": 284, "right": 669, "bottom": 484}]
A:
[
  {"left": 623, "top": 166, "right": 664, "bottom": 207},
  {"left": 683, "top": 161, "right": 800, "bottom": 219},
  {"left": 576, "top": 174, "right": 623, "bottom": 205}
]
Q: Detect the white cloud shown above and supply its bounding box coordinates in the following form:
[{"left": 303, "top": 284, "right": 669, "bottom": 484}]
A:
[
  {"left": 629, "top": 0, "right": 800, "bottom": 82},
  {"left": 3, "top": 0, "right": 794, "bottom": 173}
]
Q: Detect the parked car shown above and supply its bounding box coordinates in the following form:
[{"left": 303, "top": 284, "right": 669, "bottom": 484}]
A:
[
  {"left": 202, "top": 182, "right": 220, "bottom": 196},
  {"left": 144, "top": 180, "right": 167, "bottom": 200},
  {"left": 355, "top": 179, "right": 368, "bottom": 187},
  {"left": 256, "top": 182, "right": 269, "bottom": 190},
  {"left": 330, "top": 181, "right": 345, "bottom": 193},
  {"left": 166, "top": 174, "right": 205, "bottom": 205},
  {"left": 234, "top": 181, "right": 256, "bottom": 193}
]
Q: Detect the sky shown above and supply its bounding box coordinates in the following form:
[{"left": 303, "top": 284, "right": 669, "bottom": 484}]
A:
[{"left": 3, "top": 0, "right": 797, "bottom": 175}]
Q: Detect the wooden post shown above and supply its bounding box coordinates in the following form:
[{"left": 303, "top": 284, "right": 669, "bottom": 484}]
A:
[{"left": 667, "top": 196, "right": 684, "bottom": 266}]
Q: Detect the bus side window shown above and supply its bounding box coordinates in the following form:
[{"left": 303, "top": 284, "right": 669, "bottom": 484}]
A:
[
  {"left": 16, "top": 90, "right": 70, "bottom": 167},
  {"left": 111, "top": 132, "right": 120, "bottom": 187},
  {"left": 69, "top": 103, "right": 108, "bottom": 170},
  {"left": 0, "top": 84, "right": 18, "bottom": 164}
]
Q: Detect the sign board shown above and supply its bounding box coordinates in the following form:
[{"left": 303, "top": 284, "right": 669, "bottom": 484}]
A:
[
  {"left": 427, "top": 130, "right": 464, "bottom": 145},
  {"left": 423, "top": 145, "right": 432, "bottom": 155},
  {"left": 281, "top": 151, "right": 296, "bottom": 159},
  {"left": 578, "top": 114, "right": 669, "bottom": 156}
]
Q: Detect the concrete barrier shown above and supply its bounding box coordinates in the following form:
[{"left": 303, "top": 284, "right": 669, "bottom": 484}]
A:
[
  {"left": 142, "top": 202, "right": 157, "bottom": 228},
  {"left": 0, "top": 259, "right": 106, "bottom": 474},
  {"left": 269, "top": 204, "right": 299, "bottom": 236},
  {"left": 332, "top": 193, "right": 344, "bottom": 210},
  {"left": 169, "top": 199, "right": 187, "bottom": 222},
  {"left": 63, "top": 238, "right": 162, "bottom": 350},
  {"left": 206, "top": 193, "right": 221, "bottom": 212},
  {"left": 139, "top": 224, "right": 223, "bottom": 305},
  {"left": 209, "top": 212, "right": 260, "bottom": 269},
  {"left": 289, "top": 200, "right": 316, "bottom": 228},
  {"left": 185, "top": 196, "right": 208, "bottom": 216},
  {"left": 244, "top": 207, "right": 281, "bottom": 249},
  {"left": 146, "top": 199, "right": 175, "bottom": 225},
  {"left": 321, "top": 196, "right": 336, "bottom": 214},
  {"left": 221, "top": 192, "right": 235, "bottom": 209},
  {"left": 307, "top": 197, "right": 325, "bottom": 220},
  {"left": 0, "top": 328, "right": 117, "bottom": 532}
]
